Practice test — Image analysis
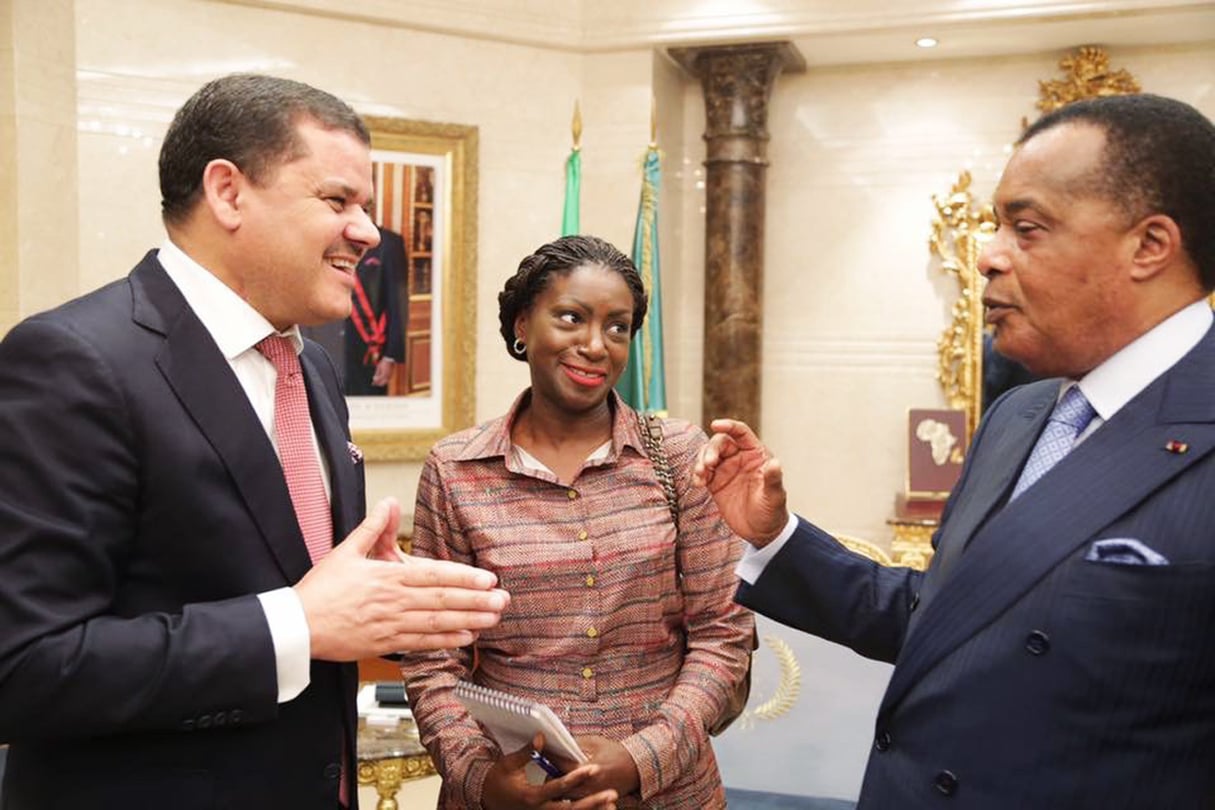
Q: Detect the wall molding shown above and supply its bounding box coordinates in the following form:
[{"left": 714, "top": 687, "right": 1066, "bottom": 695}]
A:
[{"left": 209, "top": 0, "right": 1215, "bottom": 58}]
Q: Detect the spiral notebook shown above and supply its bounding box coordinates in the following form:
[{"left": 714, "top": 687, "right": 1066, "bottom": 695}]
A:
[{"left": 454, "top": 681, "right": 588, "bottom": 764}]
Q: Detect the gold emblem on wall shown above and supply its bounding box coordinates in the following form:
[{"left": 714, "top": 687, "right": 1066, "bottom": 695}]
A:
[{"left": 738, "top": 634, "right": 803, "bottom": 728}]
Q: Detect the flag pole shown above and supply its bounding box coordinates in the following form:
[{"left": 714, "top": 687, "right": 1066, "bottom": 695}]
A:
[{"left": 562, "top": 100, "right": 582, "bottom": 236}]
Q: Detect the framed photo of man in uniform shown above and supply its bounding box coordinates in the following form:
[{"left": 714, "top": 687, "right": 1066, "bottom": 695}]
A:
[{"left": 336, "top": 116, "right": 478, "bottom": 460}]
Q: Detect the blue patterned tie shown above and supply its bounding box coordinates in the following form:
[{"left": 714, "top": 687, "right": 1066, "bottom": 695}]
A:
[{"left": 1010, "top": 386, "right": 1097, "bottom": 501}]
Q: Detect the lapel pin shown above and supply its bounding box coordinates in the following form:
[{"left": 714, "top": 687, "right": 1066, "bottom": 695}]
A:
[{"left": 1164, "top": 440, "right": 1189, "bottom": 454}]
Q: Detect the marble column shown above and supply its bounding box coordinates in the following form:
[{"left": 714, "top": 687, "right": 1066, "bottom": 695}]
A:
[{"left": 669, "top": 42, "right": 803, "bottom": 432}]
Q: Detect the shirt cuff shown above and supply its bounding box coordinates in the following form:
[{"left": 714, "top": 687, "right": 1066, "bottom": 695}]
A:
[
  {"left": 735, "top": 512, "right": 799, "bottom": 584},
  {"left": 257, "top": 587, "right": 312, "bottom": 702}
]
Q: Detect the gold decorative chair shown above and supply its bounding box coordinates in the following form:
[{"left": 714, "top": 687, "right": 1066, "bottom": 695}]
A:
[{"left": 833, "top": 534, "right": 895, "bottom": 566}]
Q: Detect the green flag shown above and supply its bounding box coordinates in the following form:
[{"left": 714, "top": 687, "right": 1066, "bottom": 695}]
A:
[
  {"left": 562, "top": 147, "right": 581, "bottom": 236},
  {"left": 616, "top": 145, "right": 666, "bottom": 414}
]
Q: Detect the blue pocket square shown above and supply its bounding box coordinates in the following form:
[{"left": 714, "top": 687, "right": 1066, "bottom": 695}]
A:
[{"left": 1086, "top": 538, "right": 1169, "bottom": 566}]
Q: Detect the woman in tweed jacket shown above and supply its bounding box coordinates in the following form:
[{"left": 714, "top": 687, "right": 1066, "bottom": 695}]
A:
[{"left": 401, "top": 235, "right": 755, "bottom": 810}]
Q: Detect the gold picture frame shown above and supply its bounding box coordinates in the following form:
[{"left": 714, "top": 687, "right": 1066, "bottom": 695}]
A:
[{"left": 349, "top": 116, "right": 478, "bottom": 460}]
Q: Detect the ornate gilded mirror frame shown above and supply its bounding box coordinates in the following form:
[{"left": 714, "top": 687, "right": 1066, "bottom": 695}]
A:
[
  {"left": 930, "top": 47, "right": 1142, "bottom": 443},
  {"left": 931, "top": 173, "right": 995, "bottom": 444}
]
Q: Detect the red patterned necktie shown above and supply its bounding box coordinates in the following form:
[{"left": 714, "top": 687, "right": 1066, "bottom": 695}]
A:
[
  {"left": 256, "top": 336, "right": 348, "bottom": 805},
  {"left": 256, "top": 336, "right": 334, "bottom": 564}
]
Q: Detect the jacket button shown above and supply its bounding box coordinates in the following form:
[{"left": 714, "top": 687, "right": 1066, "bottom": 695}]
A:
[
  {"left": 213, "top": 711, "right": 226, "bottom": 727},
  {"left": 1025, "top": 630, "right": 1051, "bottom": 655},
  {"left": 323, "top": 763, "right": 341, "bottom": 780},
  {"left": 181, "top": 719, "right": 195, "bottom": 731},
  {"left": 197, "top": 714, "right": 212, "bottom": 729},
  {"left": 909, "top": 593, "right": 921, "bottom": 612},
  {"left": 874, "top": 731, "right": 892, "bottom": 752},
  {"left": 934, "top": 770, "right": 959, "bottom": 796},
  {"left": 229, "top": 709, "right": 243, "bottom": 725}
]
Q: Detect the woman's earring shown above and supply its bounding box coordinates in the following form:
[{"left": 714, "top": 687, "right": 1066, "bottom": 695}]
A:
[{"left": 512, "top": 338, "right": 526, "bottom": 356}]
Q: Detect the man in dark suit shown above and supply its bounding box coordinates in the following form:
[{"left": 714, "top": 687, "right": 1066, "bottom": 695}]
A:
[
  {"left": 0, "top": 74, "right": 511, "bottom": 809},
  {"left": 306, "top": 226, "right": 408, "bottom": 396},
  {"left": 694, "top": 93, "right": 1215, "bottom": 808}
]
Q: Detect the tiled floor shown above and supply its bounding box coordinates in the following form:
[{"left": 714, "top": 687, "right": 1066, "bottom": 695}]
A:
[{"left": 725, "top": 787, "right": 857, "bottom": 809}]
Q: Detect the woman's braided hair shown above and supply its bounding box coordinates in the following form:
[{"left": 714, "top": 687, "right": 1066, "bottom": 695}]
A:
[{"left": 498, "top": 235, "right": 648, "bottom": 361}]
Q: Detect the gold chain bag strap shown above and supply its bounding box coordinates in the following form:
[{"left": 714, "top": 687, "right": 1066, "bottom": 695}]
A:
[{"left": 636, "top": 410, "right": 754, "bottom": 736}]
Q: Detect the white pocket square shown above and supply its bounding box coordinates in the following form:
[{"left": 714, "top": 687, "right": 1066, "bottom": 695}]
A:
[
  {"left": 1085, "top": 538, "right": 1169, "bottom": 566},
  {"left": 347, "top": 441, "right": 364, "bottom": 464}
]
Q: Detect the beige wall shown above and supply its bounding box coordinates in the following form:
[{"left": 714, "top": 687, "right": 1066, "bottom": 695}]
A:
[
  {"left": 56, "top": 0, "right": 1215, "bottom": 549},
  {"left": 1, "top": 0, "right": 78, "bottom": 336},
  {"left": 2, "top": 0, "right": 1211, "bottom": 798}
]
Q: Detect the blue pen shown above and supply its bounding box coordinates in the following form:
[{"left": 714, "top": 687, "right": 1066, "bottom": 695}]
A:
[{"left": 530, "top": 749, "right": 564, "bottom": 779}]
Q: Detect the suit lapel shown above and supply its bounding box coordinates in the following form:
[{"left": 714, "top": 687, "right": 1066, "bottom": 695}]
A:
[
  {"left": 928, "top": 382, "right": 1057, "bottom": 581},
  {"left": 131, "top": 254, "right": 313, "bottom": 583},
  {"left": 882, "top": 330, "right": 1215, "bottom": 717}
]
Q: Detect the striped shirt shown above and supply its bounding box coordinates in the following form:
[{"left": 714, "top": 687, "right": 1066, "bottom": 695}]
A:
[{"left": 401, "top": 390, "right": 755, "bottom": 809}]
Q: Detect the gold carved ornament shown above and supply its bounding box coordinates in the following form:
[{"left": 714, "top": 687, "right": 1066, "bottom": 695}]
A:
[
  {"left": 1035, "top": 46, "right": 1141, "bottom": 116},
  {"left": 357, "top": 755, "right": 437, "bottom": 810},
  {"left": 888, "top": 521, "right": 936, "bottom": 570},
  {"left": 930, "top": 171, "right": 996, "bottom": 447}
]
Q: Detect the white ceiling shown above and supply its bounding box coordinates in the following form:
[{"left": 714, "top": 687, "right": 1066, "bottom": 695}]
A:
[
  {"left": 216, "top": 0, "right": 1215, "bottom": 66},
  {"left": 779, "top": 5, "right": 1215, "bottom": 67}
]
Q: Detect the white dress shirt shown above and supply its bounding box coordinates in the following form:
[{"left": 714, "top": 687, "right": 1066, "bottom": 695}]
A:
[
  {"left": 738, "top": 299, "right": 1214, "bottom": 584},
  {"left": 159, "top": 238, "right": 326, "bottom": 702}
]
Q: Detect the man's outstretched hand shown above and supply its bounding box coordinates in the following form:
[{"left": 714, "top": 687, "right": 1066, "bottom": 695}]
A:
[
  {"left": 692, "top": 419, "right": 790, "bottom": 547},
  {"left": 296, "top": 497, "right": 510, "bottom": 660}
]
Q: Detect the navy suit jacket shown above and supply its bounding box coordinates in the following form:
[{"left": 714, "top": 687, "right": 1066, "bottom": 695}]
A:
[
  {"left": 739, "top": 324, "right": 1215, "bottom": 809},
  {"left": 0, "top": 252, "right": 367, "bottom": 809}
]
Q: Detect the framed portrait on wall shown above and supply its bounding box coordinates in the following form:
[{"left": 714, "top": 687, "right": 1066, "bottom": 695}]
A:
[{"left": 329, "top": 116, "right": 478, "bottom": 460}]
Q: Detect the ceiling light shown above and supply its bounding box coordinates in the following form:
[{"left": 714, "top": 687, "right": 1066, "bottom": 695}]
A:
[{"left": 915, "top": 37, "right": 939, "bottom": 49}]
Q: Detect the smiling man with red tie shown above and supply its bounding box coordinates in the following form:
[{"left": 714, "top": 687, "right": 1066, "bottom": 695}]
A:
[{"left": 0, "top": 74, "right": 510, "bottom": 810}]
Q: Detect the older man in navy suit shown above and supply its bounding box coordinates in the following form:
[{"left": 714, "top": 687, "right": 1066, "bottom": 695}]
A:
[
  {"left": 0, "top": 74, "right": 515, "bottom": 809},
  {"left": 695, "top": 93, "right": 1215, "bottom": 808}
]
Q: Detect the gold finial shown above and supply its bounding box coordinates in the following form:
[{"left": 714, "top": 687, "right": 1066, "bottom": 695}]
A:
[
  {"left": 650, "top": 95, "right": 657, "bottom": 148},
  {"left": 1036, "top": 46, "right": 1141, "bottom": 114},
  {"left": 571, "top": 100, "right": 582, "bottom": 151}
]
